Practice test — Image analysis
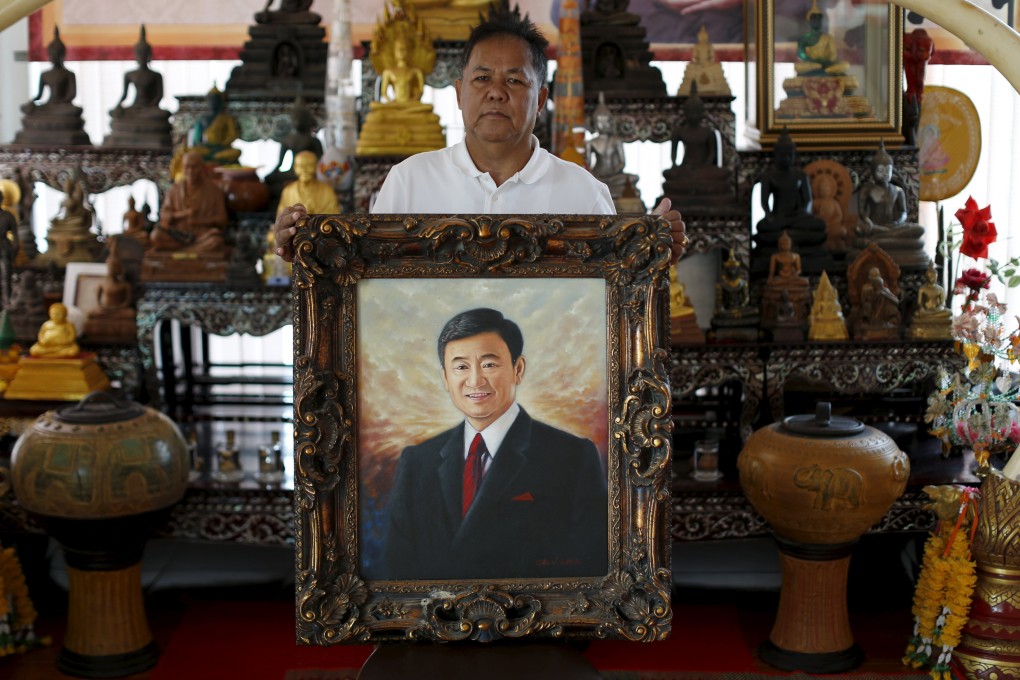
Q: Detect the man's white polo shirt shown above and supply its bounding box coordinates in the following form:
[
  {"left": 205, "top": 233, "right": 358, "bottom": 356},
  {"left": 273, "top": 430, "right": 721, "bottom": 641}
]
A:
[{"left": 370, "top": 136, "right": 616, "bottom": 215}]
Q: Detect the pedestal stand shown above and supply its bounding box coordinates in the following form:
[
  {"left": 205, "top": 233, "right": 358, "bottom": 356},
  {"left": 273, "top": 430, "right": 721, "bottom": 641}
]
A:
[
  {"left": 759, "top": 536, "right": 864, "bottom": 673},
  {"left": 358, "top": 643, "right": 603, "bottom": 679}
]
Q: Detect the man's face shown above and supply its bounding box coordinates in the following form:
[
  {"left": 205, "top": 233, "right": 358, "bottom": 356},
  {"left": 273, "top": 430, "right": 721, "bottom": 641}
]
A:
[
  {"left": 441, "top": 331, "right": 525, "bottom": 431},
  {"left": 455, "top": 35, "right": 548, "bottom": 149}
]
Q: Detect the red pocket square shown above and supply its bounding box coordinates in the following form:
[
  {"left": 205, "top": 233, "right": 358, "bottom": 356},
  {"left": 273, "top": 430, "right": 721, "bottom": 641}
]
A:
[{"left": 512, "top": 492, "right": 535, "bottom": 501}]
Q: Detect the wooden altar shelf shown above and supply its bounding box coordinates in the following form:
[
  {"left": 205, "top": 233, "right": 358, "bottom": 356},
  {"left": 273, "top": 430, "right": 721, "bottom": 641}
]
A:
[{"left": 0, "top": 145, "right": 172, "bottom": 194}]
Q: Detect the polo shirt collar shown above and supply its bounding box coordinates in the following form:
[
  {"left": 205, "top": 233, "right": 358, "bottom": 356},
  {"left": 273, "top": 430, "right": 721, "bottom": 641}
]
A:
[{"left": 452, "top": 135, "right": 549, "bottom": 185}]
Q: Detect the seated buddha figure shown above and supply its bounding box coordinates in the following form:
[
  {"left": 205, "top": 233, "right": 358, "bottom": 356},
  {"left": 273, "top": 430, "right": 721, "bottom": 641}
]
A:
[
  {"left": 677, "top": 25, "right": 730, "bottom": 96},
  {"left": 754, "top": 130, "right": 829, "bottom": 275},
  {"left": 15, "top": 27, "right": 90, "bottom": 146},
  {"left": 256, "top": 0, "right": 321, "bottom": 24},
  {"left": 83, "top": 249, "right": 136, "bottom": 344},
  {"left": 356, "top": 4, "right": 446, "bottom": 156},
  {"left": 855, "top": 266, "right": 901, "bottom": 340},
  {"left": 150, "top": 151, "right": 229, "bottom": 255},
  {"left": 40, "top": 175, "right": 100, "bottom": 266},
  {"left": 762, "top": 231, "right": 810, "bottom": 329},
  {"left": 661, "top": 83, "right": 732, "bottom": 209},
  {"left": 909, "top": 265, "right": 953, "bottom": 340},
  {"left": 277, "top": 151, "right": 340, "bottom": 216},
  {"left": 122, "top": 196, "right": 150, "bottom": 247},
  {"left": 30, "top": 303, "right": 80, "bottom": 358},
  {"left": 795, "top": 0, "right": 850, "bottom": 76},
  {"left": 670, "top": 265, "right": 704, "bottom": 344},
  {"left": 184, "top": 86, "right": 243, "bottom": 170},
  {"left": 587, "top": 93, "right": 641, "bottom": 208},
  {"left": 109, "top": 26, "right": 172, "bottom": 125},
  {"left": 853, "top": 141, "right": 929, "bottom": 269}
]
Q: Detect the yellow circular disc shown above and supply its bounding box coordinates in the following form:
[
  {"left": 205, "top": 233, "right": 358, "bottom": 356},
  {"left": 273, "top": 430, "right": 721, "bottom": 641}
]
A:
[{"left": 918, "top": 85, "right": 981, "bottom": 202}]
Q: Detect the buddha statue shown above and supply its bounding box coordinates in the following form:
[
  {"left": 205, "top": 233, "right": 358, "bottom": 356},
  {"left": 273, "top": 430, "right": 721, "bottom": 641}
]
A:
[
  {"left": 587, "top": 93, "right": 642, "bottom": 211},
  {"left": 39, "top": 175, "right": 101, "bottom": 266},
  {"left": 670, "top": 265, "right": 704, "bottom": 344},
  {"left": 103, "top": 25, "right": 173, "bottom": 149},
  {"left": 184, "top": 86, "right": 243, "bottom": 170},
  {"left": 772, "top": 289, "right": 806, "bottom": 343},
  {"left": 854, "top": 266, "right": 901, "bottom": 340},
  {"left": 121, "top": 196, "right": 150, "bottom": 247},
  {"left": 852, "top": 141, "right": 930, "bottom": 269},
  {"left": 356, "top": 2, "right": 447, "bottom": 156},
  {"left": 150, "top": 151, "right": 229, "bottom": 254},
  {"left": 83, "top": 248, "right": 136, "bottom": 345},
  {"left": 15, "top": 27, "right": 91, "bottom": 147},
  {"left": 660, "top": 82, "right": 733, "bottom": 211},
  {"left": 909, "top": 265, "right": 953, "bottom": 340},
  {"left": 808, "top": 271, "right": 848, "bottom": 341},
  {"left": 0, "top": 188, "right": 19, "bottom": 309},
  {"left": 811, "top": 172, "right": 850, "bottom": 253},
  {"left": 265, "top": 97, "right": 324, "bottom": 201},
  {"left": 795, "top": 0, "right": 850, "bottom": 77},
  {"left": 711, "top": 249, "right": 760, "bottom": 342},
  {"left": 677, "top": 25, "right": 731, "bottom": 97},
  {"left": 6, "top": 271, "right": 47, "bottom": 342},
  {"left": 256, "top": 0, "right": 321, "bottom": 25},
  {"left": 277, "top": 151, "right": 340, "bottom": 216},
  {"left": 754, "top": 130, "right": 830, "bottom": 275},
  {"left": 762, "top": 231, "right": 810, "bottom": 330},
  {"left": 226, "top": 231, "right": 263, "bottom": 286},
  {"left": 30, "top": 303, "right": 80, "bottom": 358}
]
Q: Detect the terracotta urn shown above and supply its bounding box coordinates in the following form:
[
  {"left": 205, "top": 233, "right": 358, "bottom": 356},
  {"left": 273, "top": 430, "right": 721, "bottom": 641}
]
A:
[
  {"left": 737, "top": 402, "right": 909, "bottom": 673},
  {"left": 215, "top": 166, "right": 270, "bottom": 214},
  {"left": 10, "top": 392, "right": 188, "bottom": 678}
]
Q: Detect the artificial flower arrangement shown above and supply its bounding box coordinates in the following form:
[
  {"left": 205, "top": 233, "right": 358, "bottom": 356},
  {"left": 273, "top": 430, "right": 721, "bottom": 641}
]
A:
[{"left": 925, "top": 197, "right": 1020, "bottom": 475}]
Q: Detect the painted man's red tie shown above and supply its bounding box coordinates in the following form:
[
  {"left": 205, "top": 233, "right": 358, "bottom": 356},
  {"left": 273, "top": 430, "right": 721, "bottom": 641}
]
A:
[{"left": 463, "top": 433, "right": 487, "bottom": 517}]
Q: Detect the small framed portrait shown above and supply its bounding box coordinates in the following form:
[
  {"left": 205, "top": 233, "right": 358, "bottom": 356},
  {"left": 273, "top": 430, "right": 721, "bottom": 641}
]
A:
[
  {"left": 747, "top": 0, "right": 904, "bottom": 148},
  {"left": 62, "top": 262, "right": 109, "bottom": 321},
  {"left": 293, "top": 214, "right": 673, "bottom": 643}
]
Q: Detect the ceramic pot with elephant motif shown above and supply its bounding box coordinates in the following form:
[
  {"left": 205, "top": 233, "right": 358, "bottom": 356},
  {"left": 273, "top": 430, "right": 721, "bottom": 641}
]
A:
[{"left": 737, "top": 402, "right": 909, "bottom": 674}]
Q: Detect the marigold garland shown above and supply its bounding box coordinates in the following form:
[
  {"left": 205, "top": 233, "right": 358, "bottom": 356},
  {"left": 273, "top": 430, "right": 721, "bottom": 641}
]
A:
[
  {"left": 904, "top": 488, "right": 978, "bottom": 680},
  {"left": 0, "top": 542, "right": 50, "bottom": 656}
]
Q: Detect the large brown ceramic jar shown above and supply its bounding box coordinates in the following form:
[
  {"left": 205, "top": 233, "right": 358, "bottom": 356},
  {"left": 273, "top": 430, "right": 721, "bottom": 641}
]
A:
[
  {"left": 737, "top": 403, "right": 910, "bottom": 673},
  {"left": 10, "top": 392, "right": 188, "bottom": 678}
]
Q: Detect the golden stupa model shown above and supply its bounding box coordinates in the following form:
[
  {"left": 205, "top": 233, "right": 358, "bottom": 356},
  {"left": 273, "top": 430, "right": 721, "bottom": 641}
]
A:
[{"left": 356, "top": 0, "right": 447, "bottom": 157}]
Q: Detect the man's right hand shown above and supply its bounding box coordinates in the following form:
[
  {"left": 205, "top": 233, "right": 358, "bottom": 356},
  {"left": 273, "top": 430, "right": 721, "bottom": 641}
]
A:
[{"left": 273, "top": 203, "right": 307, "bottom": 263}]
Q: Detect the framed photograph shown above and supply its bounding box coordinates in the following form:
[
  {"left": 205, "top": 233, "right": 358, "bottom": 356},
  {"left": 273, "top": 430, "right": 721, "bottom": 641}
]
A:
[
  {"left": 293, "top": 214, "right": 673, "bottom": 643},
  {"left": 747, "top": 0, "right": 903, "bottom": 148},
  {"left": 62, "top": 262, "right": 109, "bottom": 319}
]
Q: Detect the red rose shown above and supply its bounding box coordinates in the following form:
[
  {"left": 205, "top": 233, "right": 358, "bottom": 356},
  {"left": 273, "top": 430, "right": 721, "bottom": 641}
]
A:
[
  {"left": 956, "top": 196, "right": 997, "bottom": 260},
  {"left": 955, "top": 267, "right": 992, "bottom": 293}
]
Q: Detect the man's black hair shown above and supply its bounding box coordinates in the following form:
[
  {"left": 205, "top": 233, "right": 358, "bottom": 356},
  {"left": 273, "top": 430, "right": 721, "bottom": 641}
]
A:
[
  {"left": 459, "top": 2, "right": 548, "bottom": 85},
  {"left": 437, "top": 307, "right": 524, "bottom": 366}
]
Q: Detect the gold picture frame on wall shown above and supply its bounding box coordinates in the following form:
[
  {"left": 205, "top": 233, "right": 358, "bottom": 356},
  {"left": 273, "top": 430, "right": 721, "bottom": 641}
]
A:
[
  {"left": 292, "top": 213, "right": 673, "bottom": 643},
  {"left": 748, "top": 0, "right": 903, "bottom": 149}
]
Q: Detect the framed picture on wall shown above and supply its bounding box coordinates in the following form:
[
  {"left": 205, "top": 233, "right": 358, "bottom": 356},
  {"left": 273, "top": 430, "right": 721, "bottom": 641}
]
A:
[{"left": 292, "top": 213, "right": 673, "bottom": 643}]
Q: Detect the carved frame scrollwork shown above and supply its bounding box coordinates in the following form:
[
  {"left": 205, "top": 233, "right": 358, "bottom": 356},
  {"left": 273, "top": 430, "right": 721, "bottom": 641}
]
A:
[{"left": 292, "top": 214, "right": 673, "bottom": 644}]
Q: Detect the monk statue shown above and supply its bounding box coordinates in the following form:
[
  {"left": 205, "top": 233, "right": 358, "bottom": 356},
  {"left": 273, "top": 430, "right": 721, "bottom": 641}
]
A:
[
  {"left": 852, "top": 141, "right": 929, "bottom": 269},
  {"left": 754, "top": 130, "right": 829, "bottom": 275},
  {"left": 909, "top": 265, "right": 953, "bottom": 340},
  {"left": 122, "top": 196, "right": 150, "bottom": 247},
  {"left": 356, "top": 2, "right": 446, "bottom": 156},
  {"left": 587, "top": 93, "right": 641, "bottom": 210},
  {"left": 256, "top": 0, "right": 321, "bottom": 24},
  {"left": 808, "top": 271, "right": 848, "bottom": 341},
  {"left": 855, "top": 266, "right": 901, "bottom": 340},
  {"left": 184, "top": 86, "right": 243, "bottom": 170},
  {"left": 104, "top": 25, "right": 173, "bottom": 149},
  {"left": 711, "top": 249, "right": 760, "bottom": 342},
  {"left": 151, "top": 151, "right": 229, "bottom": 254},
  {"left": 677, "top": 25, "right": 731, "bottom": 96},
  {"left": 39, "top": 175, "right": 100, "bottom": 266},
  {"left": 15, "top": 27, "right": 90, "bottom": 146},
  {"left": 30, "top": 303, "right": 80, "bottom": 358},
  {"left": 762, "top": 231, "right": 810, "bottom": 329},
  {"left": 795, "top": 0, "right": 850, "bottom": 76},
  {"left": 670, "top": 265, "right": 704, "bottom": 344},
  {"left": 660, "top": 82, "right": 733, "bottom": 210},
  {"left": 83, "top": 247, "right": 136, "bottom": 344},
  {"left": 277, "top": 151, "right": 339, "bottom": 216}
]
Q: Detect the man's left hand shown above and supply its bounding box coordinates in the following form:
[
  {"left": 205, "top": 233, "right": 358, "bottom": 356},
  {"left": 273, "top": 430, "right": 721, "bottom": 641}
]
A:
[{"left": 651, "top": 198, "right": 688, "bottom": 265}]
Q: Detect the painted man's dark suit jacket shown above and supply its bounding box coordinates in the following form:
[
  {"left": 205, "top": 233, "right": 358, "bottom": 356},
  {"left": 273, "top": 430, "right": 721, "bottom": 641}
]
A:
[{"left": 380, "top": 407, "right": 608, "bottom": 581}]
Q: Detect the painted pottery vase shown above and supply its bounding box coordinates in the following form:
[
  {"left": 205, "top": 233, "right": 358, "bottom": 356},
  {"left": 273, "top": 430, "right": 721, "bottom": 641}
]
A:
[
  {"left": 954, "top": 471, "right": 1020, "bottom": 679},
  {"left": 10, "top": 392, "right": 188, "bottom": 678},
  {"left": 215, "top": 166, "right": 270, "bottom": 214},
  {"left": 737, "top": 402, "right": 910, "bottom": 673}
]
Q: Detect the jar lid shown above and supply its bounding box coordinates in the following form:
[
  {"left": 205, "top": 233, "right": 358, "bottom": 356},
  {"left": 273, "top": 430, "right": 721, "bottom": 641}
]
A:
[
  {"left": 54, "top": 391, "right": 146, "bottom": 425},
  {"left": 781, "top": 402, "right": 865, "bottom": 437}
]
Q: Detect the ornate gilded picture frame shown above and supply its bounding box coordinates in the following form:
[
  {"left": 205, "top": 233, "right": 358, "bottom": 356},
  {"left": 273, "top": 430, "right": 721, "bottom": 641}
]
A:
[
  {"left": 748, "top": 0, "right": 903, "bottom": 148},
  {"left": 292, "top": 214, "right": 673, "bottom": 643}
]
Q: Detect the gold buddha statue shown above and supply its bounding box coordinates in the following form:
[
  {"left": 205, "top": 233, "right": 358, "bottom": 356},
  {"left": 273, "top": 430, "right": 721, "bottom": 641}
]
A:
[
  {"left": 30, "top": 303, "right": 80, "bottom": 358},
  {"left": 909, "top": 265, "right": 953, "bottom": 340},
  {"left": 677, "top": 25, "right": 731, "bottom": 96},
  {"left": 356, "top": 0, "right": 447, "bottom": 157},
  {"left": 277, "top": 151, "right": 340, "bottom": 216},
  {"left": 795, "top": 0, "right": 850, "bottom": 76},
  {"left": 808, "top": 271, "right": 848, "bottom": 341},
  {"left": 670, "top": 265, "right": 704, "bottom": 344},
  {"left": 173, "top": 86, "right": 243, "bottom": 179}
]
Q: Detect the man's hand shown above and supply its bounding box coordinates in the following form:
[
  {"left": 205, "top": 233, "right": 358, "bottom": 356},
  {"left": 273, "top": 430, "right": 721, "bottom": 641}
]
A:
[
  {"left": 273, "top": 203, "right": 307, "bottom": 263},
  {"left": 651, "top": 197, "right": 688, "bottom": 265}
]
